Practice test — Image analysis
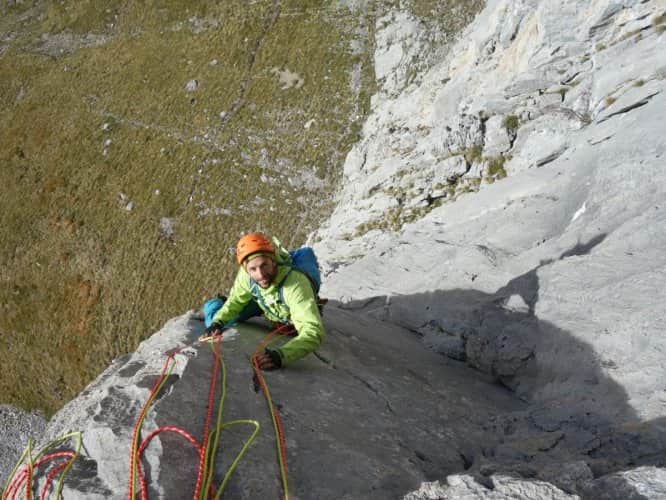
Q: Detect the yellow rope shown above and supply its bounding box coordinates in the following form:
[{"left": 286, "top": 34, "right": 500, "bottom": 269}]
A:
[
  {"left": 261, "top": 376, "right": 290, "bottom": 499},
  {"left": 128, "top": 355, "right": 178, "bottom": 499},
  {"left": 199, "top": 340, "right": 261, "bottom": 499},
  {"left": 2, "top": 432, "right": 82, "bottom": 500}
]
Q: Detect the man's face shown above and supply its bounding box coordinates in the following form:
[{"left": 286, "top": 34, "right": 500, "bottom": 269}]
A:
[{"left": 245, "top": 255, "right": 277, "bottom": 289}]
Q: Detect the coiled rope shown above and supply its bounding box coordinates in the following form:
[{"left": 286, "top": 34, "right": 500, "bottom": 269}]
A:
[
  {"left": 2, "top": 431, "right": 82, "bottom": 500},
  {"left": 127, "top": 337, "right": 260, "bottom": 499},
  {"left": 4, "top": 323, "right": 292, "bottom": 500}
]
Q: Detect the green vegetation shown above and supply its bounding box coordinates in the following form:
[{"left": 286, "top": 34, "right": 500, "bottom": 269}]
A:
[
  {"left": 467, "top": 177, "right": 482, "bottom": 189},
  {"left": 464, "top": 145, "right": 483, "bottom": 164},
  {"left": 503, "top": 114, "right": 520, "bottom": 132},
  {"left": 355, "top": 207, "right": 404, "bottom": 235},
  {"left": 404, "top": 0, "right": 485, "bottom": 86},
  {"left": 619, "top": 28, "right": 643, "bottom": 42},
  {"left": 411, "top": 0, "right": 484, "bottom": 31},
  {"left": 654, "top": 12, "right": 666, "bottom": 35},
  {"left": 354, "top": 144, "right": 511, "bottom": 238},
  {"left": 0, "top": 0, "right": 377, "bottom": 415},
  {"left": 486, "top": 155, "right": 507, "bottom": 181},
  {"left": 0, "top": 0, "right": 486, "bottom": 416}
]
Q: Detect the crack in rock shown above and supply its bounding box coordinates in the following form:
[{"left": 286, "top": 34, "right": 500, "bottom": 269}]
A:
[
  {"left": 536, "top": 146, "right": 567, "bottom": 168},
  {"left": 342, "top": 368, "right": 396, "bottom": 415},
  {"left": 597, "top": 91, "right": 660, "bottom": 124}
]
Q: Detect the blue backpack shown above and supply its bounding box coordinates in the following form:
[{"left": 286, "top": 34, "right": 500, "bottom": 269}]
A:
[
  {"left": 284, "top": 247, "right": 321, "bottom": 295},
  {"left": 203, "top": 296, "right": 225, "bottom": 327}
]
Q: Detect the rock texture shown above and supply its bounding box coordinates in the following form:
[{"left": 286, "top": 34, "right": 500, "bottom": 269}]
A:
[
  {"left": 0, "top": 406, "right": 46, "bottom": 483},
  {"left": 311, "top": 0, "right": 666, "bottom": 497},
  {"left": 22, "top": 309, "right": 521, "bottom": 499},
  {"left": 3, "top": 1, "right": 665, "bottom": 499}
]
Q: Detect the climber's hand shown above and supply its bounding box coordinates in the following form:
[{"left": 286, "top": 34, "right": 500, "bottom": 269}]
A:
[
  {"left": 199, "top": 322, "right": 224, "bottom": 341},
  {"left": 255, "top": 349, "right": 282, "bottom": 371}
]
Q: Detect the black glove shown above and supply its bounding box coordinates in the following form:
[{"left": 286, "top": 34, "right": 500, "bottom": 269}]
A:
[
  {"left": 205, "top": 322, "right": 225, "bottom": 336},
  {"left": 264, "top": 348, "right": 282, "bottom": 369}
]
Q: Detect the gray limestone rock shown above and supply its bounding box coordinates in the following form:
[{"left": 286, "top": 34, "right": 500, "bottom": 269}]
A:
[
  {"left": 581, "top": 466, "right": 666, "bottom": 500},
  {"left": 405, "top": 474, "right": 578, "bottom": 499},
  {"left": 504, "top": 114, "right": 573, "bottom": 174},
  {"left": 483, "top": 115, "right": 512, "bottom": 157},
  {"left": 24, "top": 309, "right": 522, "bottom": 499},
  {"left": 312, "top": 0, "right": 666, "bottom": 498},
  {"left": 441, "top": 114, "right": 485, "bottom": 153},
  {"left": 0, "top": 405, "right": 47, "bottom": 486}
]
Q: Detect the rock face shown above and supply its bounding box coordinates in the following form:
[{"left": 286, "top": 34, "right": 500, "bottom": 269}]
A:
[
  {"left": 22, "top": 309, "right": 520, "bottom": 499},
  {"left": 0, "top": 406, "right": 46, "bottom": 484},
  {"left": 311, "top": 0, "right": 666, "bottom": 497},
  {"left": 4, "top": 1, "right": 665, "bottom": 499}
]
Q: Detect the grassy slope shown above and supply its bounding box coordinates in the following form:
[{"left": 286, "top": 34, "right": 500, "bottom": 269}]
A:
[
  {"left": 0, "top": 0, "right": 375, "bottom": 414},
  {"left": 0, "top": 0, "right": 483, "bottom": 415}
]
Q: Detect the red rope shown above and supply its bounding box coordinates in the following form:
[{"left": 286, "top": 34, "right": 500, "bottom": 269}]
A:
[
  {"left": 129, "top": 340, "right": 223, "bottom": 500},
  {"left": 135, "top": 427, "right": 207, "bottom": 500},
  {"left": 3, "top": 451, "right": 76, "bottom": 500},
  {"left": 24, "top": 454, "right": 31, "bottom": 500},
  {"left": 193, "top": 339, "right": 220, "bottom": 500},
  {"left": 3, "top": 467, "right": 25, "bottom": 500},
  {"left": 252, "top": 324, "right": 293, "bottom": 499},
  {"left": 6, "top": 324, "right": 292, "bottom": 500},
  {"left": 40, "top": 457, "right": 74, "bottom": 500},
  {"left": 129, "top": 325, "right": 293, "bottom": 499},
  {"left": 127, "top": 349, "right": 182, "bottom": 500}
]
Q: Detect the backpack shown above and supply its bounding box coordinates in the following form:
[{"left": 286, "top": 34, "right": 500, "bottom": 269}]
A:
[
  {"left": 285, "top": 247, "right": 321, "bottom": 295},
  {"left": 249, "top": 246, "right": 322, "bottom": 322}
]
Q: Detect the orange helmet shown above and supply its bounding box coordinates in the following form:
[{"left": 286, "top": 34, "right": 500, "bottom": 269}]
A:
[{"left": 236, "top": 232, "right": 275, "bottom": 265}]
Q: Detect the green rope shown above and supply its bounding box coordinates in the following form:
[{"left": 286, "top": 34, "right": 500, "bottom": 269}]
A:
[
  {"left": 129, "top": 356, "right": 178, "bottom": 498},
  {"left": 214, "top": 420, "right": 260, "bottom": 499},
  {"left": 199, "top": 341, "right": 227, "bottom": 499},
  {"left": 199, "top": 341, "right": 261, "bottom": 499},
  {"left": 3, "top": 432, "right": 82, "bottom": 500},
  {"left": 3, "top": 440, "right": 31, "bottom": 496},
  {"left": 261, "top": 375, "right": 289, "bottom": 499},
  {"left": 47, "top": 431, "right": 83, "bottom": 498}
]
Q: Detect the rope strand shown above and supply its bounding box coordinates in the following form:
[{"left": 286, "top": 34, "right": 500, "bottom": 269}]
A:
[
  {"left": 2, "top": 433, "right": 82, "bottom": 500},
  {"left": 129, "top": 338, "right": 260, "bottom": 499},
  {"left": 4, "top": 324, "right": 292, "bottom": 500},
  {"left": 252, "top": 324, "right": 294, "bottom": 500}
]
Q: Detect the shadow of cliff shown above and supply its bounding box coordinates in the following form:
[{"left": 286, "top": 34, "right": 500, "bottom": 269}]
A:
[{"left": 334, "top": 235, "right": 666, "bottom": 497}]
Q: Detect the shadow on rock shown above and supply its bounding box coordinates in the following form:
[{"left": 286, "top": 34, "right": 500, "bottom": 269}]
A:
[{"left": 337, "top": 235, "right": 666, "bottom": 497}]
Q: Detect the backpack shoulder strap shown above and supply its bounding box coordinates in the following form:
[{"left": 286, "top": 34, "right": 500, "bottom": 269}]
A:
[
  {"left": 248, "top": 267, "right": 293, "bottom": 323},
  {"left": 276, "top": 267, "right": 292, "bottom": 305}
]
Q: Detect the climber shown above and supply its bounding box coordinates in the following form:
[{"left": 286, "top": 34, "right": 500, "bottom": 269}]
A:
[{"left": 201, "top": 232, "right": 325, "bottom": 371}]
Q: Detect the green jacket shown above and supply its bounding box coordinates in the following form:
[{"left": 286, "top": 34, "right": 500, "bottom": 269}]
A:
[{"left": 211, "top": 240, "right": 324, "bottom": 366}]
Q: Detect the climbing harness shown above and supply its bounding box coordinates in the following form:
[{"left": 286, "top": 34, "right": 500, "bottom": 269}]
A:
[{"left": 2, "top": 432, "right": 82, "bottom": 500}]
